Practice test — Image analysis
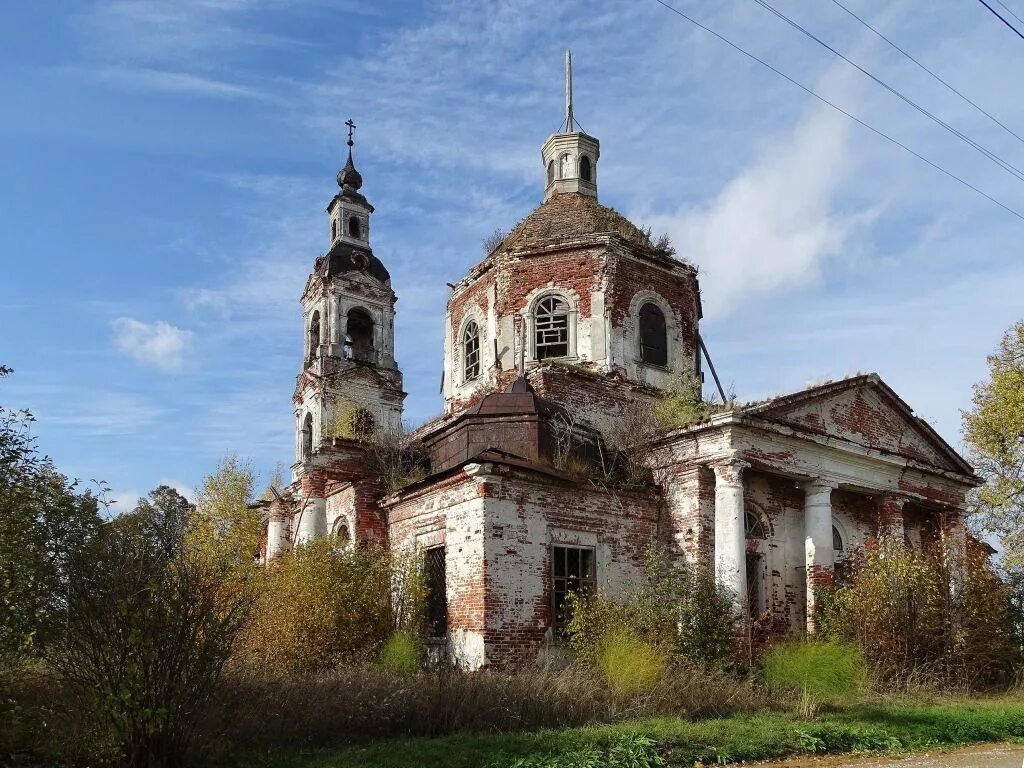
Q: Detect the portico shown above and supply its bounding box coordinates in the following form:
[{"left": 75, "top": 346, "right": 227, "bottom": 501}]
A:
[{"left": 650, "top": 374, "right": 980, "bottom": 633}]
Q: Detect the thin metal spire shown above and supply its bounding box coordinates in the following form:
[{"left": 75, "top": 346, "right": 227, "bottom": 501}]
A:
[{"left": 564, "top": 49, "right": 574, "bottom": 132}]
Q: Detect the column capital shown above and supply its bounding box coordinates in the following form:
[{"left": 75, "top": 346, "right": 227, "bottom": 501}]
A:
[
  {"left": 803, "top": 478, "right": 838, "bottom": 494},
  {"left": 710, "top": 457, "right": 749, "bottom": 485},
  {"left": 877, "top": 492, "right": 907, "bottom": 509}
]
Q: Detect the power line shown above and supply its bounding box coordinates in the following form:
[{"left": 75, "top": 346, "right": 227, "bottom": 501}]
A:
[
  {"left": 650, "top": 0, "right": 1024, "bottom": 223},
  {"left": 828, "top": 0, "right": 1024, "bottom": 149},
  {"left": 994, "top": 0, "right": 1024, "bottom": 27},
  {"left": 977, "top": 0, "right": 1024, "bottom": 41},
  {"left": 750, "top": 0, "right": 1024, "bottom": 185}
]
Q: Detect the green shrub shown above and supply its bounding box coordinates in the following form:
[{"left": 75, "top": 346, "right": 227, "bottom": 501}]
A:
[
  {"left": 818, "top": 536, "right": 1021, "bottom": 688},
  {"left": 762, "top": 640, "right": 867, "bottom": 717},
  {"left": 594, "top": 629, "right": 666, "bottom": 696},
  {"left": 378, "top": 631, "right": 422, "bottom": 678},
  {"left": 568, "top": 549, "right": 737, "bottom": 669},
  {"left": 651, "top": 373, "right": 713, "bottom": 430},
  {"left": 233, "top": 539, "right": 425, "bottom": 675}
]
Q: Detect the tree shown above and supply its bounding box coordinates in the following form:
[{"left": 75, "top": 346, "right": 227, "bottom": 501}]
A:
[
  {"left": 963, "top": 320, "right": 1024, "bottom": 570},
  {"left": 233, "top": 539, "right": 424, "bottom": 675},
  {"left": 48, "top": 486, "right": 254, "bottom": 768},
  {"left": 187, "top": 455, "right": 260, "bottom": 575},
  {"left": 0, "top": 367, "right": 103, "bottom": 660}
]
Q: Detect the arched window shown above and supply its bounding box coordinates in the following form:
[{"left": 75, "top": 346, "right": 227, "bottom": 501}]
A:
[
  {"left": 579, "top": 155, "right": 592, "bottom": 182},
  {"left": 559, "top": 153, "right": 573, "bottom": 179},
  {"left": 333, "top": 518, "right": 351, "bottom": 545},
  {"left": 547, "top": 159, "right": 555, "bottom": 186},
  {"left": 348, "top": 215, "right": 361, "bottom": 238},
  {"left": 462, "top": 321, "right": 481, "bottom": 381},
  {"left": 345, "top": 308, "right": 374, "bottom": 363},
  {"left": 534, "top": 295, "right": 571, "bottom": 360},
  {"left": 331, "top": 219, "right": 337, "bottom": 241},
  {"left": 638, "top": 303, "right": 668, "bottom": 366},
  {"left": 745, "top": 510, "right": 767, "bottom": 539},
  {"left": 301, "top": 413, "right": 313, "bottom": 461},
  {"left": 833, "top": 525, "right": 844, "bottom": 553},
  {"left": 308, "top": 311, "right": 321, "bottom": 359}
]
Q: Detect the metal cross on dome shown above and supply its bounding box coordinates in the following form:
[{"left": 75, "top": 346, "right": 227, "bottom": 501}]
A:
[{"left": 345, "top": 118, "right": 356, "bottom": 148}]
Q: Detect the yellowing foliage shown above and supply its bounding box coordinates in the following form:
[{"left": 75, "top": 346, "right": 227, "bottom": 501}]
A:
[
  {"left": 187, "top": 455, "right": 260, "bottom": 577},
  {"left": 963, "top": 320, "right": 1024, "bottom": 570},
  {"left": 234, "top": 539, "right": 424, "bottom": 675}
]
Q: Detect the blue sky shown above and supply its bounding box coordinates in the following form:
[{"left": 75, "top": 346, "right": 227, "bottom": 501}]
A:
[{"left": 2, "top": 0, "right": 1023, "bottom": 510}]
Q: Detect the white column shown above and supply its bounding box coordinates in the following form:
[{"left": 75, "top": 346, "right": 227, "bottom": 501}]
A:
[
  {"left": 712, "top": 458, "right": 748, "bottom": 607},
  {"left": 296, "top": 497, "right": 326, "bottom": 545},
  {"left": 328, "top": 294, "right": 340, "bottom": 355},
  {"left": 803, "top": 479, "right": 837, "bottom": 633}
]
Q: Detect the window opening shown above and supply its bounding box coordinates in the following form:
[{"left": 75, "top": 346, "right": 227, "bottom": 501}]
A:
[
  {"left": 552, "top": 545, "right": 595, "bottom": 637},
  {"left": 301, "top": 413, "right": 313, "bottom": 461},
  {"left": 745, "top": 510, "right": 767, "bottom": 539},
  {"left": 345, "top": 308, "right": 375, "bottom": 363},
  {"left": 424, "top": 546, "right": 447, "bottom": 638},
  {"left": 638, "top": 303, "right": 667, "bottom": 366},
  {"left": 534, "top": 295, "right": 570, "bottom": 359},
  {"left": 579, "top": 155, "right": 592, "bottom": 182},
  {"left": 463, "top": 321, "right": 481, "bottom": 381}
]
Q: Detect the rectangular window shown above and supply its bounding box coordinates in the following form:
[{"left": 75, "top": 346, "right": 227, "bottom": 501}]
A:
[
  {"left": 551, "top": 545, "right": 596, "bottom": 637},
  {"left": 424, "top": 546, "right": 447, "bottom": 637}
]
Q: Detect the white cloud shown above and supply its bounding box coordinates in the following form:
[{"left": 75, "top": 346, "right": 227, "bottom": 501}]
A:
[
  {"left": 112, "top": 317, "right": 191, "bottom": 372},
  {"left": 642, "top": 96, "right": 875, "bottom": 319},
  {"left": 84, "top": 65, "right": 267, "bottom": 100}
]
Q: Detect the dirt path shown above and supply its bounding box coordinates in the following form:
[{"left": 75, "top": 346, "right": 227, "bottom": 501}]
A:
[{"left": 757, "top": 743, "right": 1024, "bottom": 767}]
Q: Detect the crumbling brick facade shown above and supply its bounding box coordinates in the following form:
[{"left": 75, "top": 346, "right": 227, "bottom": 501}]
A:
[{"left": 260, "top": 94, "right": 981, "bottom": 669}]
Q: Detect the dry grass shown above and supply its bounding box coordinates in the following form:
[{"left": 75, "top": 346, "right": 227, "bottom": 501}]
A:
[{"left": 198, "top": 664, "right": 766, "bottom": 753}]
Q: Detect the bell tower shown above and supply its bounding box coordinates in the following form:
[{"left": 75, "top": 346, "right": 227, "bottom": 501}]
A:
[
  {"left": 293, "top": 120, "right": 405, "bottom": 477},
  {"left": 541, "top": 50, "right": 600, "bottom": 200}
]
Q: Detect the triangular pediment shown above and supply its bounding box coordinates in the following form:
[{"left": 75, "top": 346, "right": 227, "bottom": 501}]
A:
[{"left": 744, "top": 375, "right": 973, "bottom": 476}]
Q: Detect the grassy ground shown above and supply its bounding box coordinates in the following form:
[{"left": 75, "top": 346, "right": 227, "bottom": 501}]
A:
[{"left": 242, "top": 697, "right": 1024, "bottom": 768}]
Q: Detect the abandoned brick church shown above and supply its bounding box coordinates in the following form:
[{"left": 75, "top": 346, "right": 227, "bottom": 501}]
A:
[{"left": 260, "top": 57, "right": 979, "bottom": 669}]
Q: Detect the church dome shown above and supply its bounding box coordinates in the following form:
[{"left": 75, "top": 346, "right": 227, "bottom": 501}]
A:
[
  {"left": 337, "top": 152, "right": 363, "bottom": 190},
  {"left": 489, "top": 192, "right": 663, "bottom": 257}
]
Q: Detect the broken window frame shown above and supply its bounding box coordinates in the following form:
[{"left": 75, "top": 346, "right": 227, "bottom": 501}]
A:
[
  {"left": 551, "top": 544, "right": 596, "bottom": 638},
  {"left": 638, "top": 302, "right": 668, "bottom": 367},
  {"left": 534, "top": 295, "right": 571, "bottom": 360},
  {"left": 462, "top": 320, "right": 481, "bottom": 382}
]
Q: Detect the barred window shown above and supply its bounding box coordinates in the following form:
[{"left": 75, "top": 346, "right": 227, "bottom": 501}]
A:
[
  {"left": 552, "top": 545, "right": 595, "bottom": 637},
  {"left": 534, "top": 295, "right": 570, "bottom": 360},
  {"left": 638, "top": 303, "right": 667, "bottom": 366},
  {"left": 424, "top": 546, "right": 447, "bottom": 638},
  {"left": 462, "top": 321, "right": 480, "bottom": 382}
]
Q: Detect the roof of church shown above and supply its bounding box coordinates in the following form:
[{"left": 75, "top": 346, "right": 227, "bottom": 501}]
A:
[
  {"left": 489, "top": 192, "right": 678, "bottom": 262},
  {"left": 317, "top": 240, "right": 391, "bottom": 283}
]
